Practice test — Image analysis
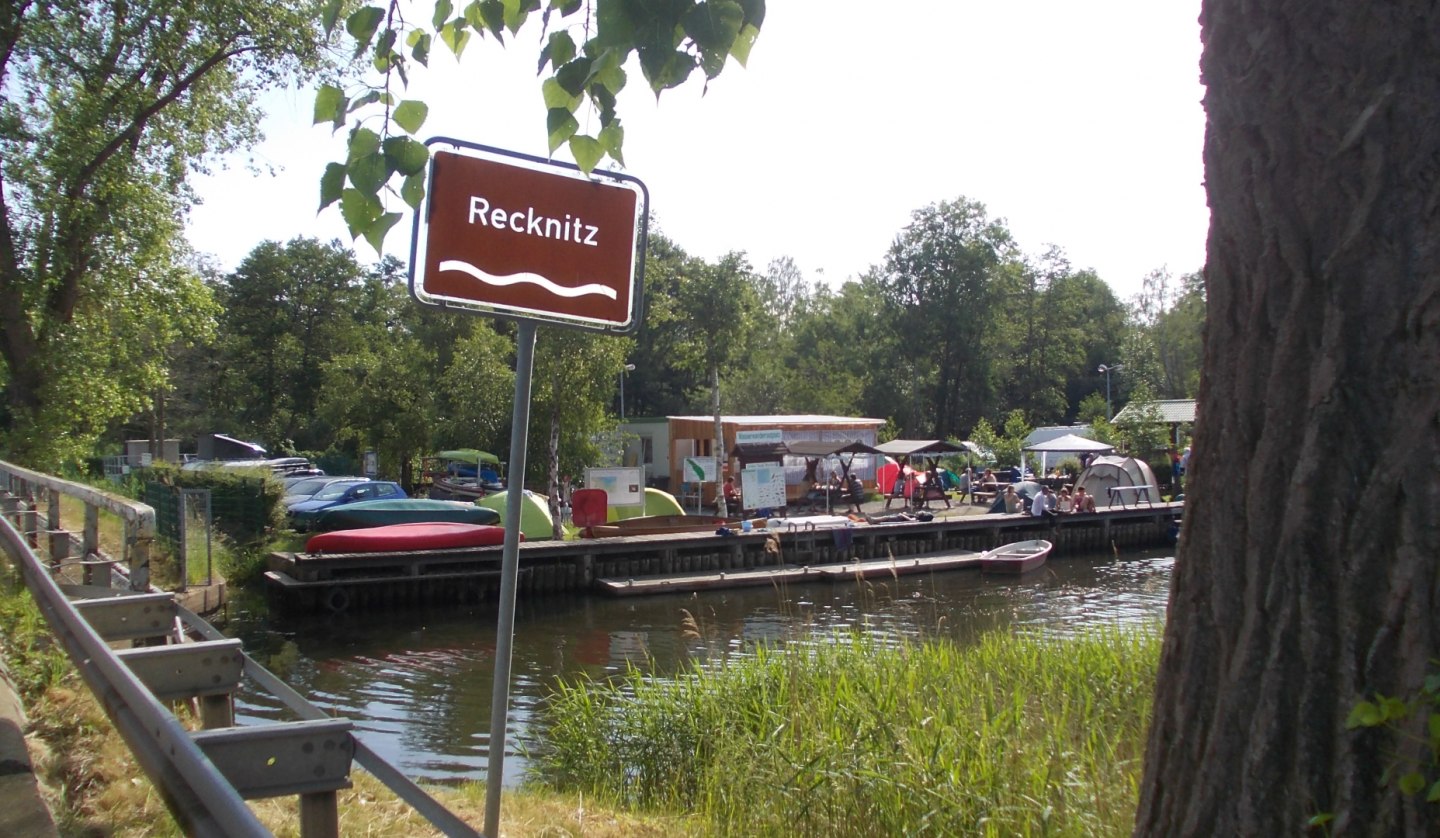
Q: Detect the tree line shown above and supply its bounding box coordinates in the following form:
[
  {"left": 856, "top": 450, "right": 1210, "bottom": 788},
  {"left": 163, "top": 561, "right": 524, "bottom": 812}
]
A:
[{"left": 142, "top": 199, "right": 1202, "bottom": 489}]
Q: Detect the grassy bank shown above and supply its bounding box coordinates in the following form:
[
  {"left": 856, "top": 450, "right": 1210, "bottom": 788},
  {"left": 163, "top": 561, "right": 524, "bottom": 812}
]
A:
[
  {"left": 0, "top": 567, "right": 687, "bottom": 836},
  {"left": 532, "top": 626, "right": 1161, "bottom": 836}
]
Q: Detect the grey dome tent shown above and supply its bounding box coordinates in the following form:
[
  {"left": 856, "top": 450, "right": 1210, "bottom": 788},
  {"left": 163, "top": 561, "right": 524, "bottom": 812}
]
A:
[{"left": 1073, "top": 456, "right": 1159, "bottom": 507}]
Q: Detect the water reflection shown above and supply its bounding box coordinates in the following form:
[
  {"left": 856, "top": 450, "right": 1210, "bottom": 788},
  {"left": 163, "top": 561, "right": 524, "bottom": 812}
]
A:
[{"left": 223, "top": 548, "right": 1173, "bottom": 785}]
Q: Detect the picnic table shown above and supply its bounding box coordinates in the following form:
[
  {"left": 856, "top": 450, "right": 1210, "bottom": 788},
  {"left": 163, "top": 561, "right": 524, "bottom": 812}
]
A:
[{"left": 1107, "top": 485, "right": 1155, "bottom": 508}]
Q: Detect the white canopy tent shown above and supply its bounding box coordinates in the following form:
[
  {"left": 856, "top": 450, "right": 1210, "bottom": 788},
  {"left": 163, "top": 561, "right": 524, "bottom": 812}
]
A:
[{"left": 1021, "top": 433, "right": 1115, "bottom": 474}]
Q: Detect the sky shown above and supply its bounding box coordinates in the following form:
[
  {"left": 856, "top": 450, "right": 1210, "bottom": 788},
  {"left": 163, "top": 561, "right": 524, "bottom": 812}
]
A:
[{"left": 186, "top": 1, "right": 1208, "bottom": 303}]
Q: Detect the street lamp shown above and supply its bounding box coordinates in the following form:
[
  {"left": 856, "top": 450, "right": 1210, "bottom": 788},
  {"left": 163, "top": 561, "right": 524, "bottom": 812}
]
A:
[
  {"left": 1098, "top": 363, "right": 1124, "bottom": 420},
  {"left": 619, "top": 363, "right": 636, "bottom": 420}
]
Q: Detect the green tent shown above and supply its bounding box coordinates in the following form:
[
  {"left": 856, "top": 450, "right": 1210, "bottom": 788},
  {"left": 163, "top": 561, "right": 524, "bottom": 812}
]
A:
[
  {"left": 610, "top": 487, "right": 685, "bottom": 521},
  {"left": 477, "top": 489, "right": 554, "bottom": 540}
]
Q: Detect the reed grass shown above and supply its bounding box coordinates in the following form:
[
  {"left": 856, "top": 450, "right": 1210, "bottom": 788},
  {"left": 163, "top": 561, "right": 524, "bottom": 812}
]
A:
[{"left": 531, "top": 625, "right": 1161, "bottom": 837}]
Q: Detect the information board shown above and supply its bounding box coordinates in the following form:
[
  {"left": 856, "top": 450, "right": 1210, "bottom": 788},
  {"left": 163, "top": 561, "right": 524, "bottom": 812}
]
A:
[
  {"left": 585, "top": 467, "right": 644, "bottom": 507},
  {"left": 741, "top": 464, "right": 787, "bottom": 510},
  {"left": 682, "top": 456, "right": 718, "bottom": 483}
]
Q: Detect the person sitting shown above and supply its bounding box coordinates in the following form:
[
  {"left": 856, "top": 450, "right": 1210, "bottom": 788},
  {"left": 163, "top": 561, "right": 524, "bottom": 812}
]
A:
[
  {"left": 721, "top": 476, "right": 741, "bottom": 512},
  {"left": 1003, "top": 485, "right": 1022, "bottom": 514},
  {"left": 1072, "top": 486, "right": 1097, "bottom": 513},
  {"left": 1031, "top": 485, "right": 1059, "bottom": 523},
  {"left": 981, "top": 468, "right": 998, "bottom": 488},
  {"left": 1056, "top": 487, "right": 1074, "bottom": 513}
]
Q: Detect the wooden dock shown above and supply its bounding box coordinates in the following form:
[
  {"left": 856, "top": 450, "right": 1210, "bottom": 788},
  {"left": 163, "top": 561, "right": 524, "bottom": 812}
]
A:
[
  {"left": 594, "top": 548, "right": 986, "bottom": 596},
  {"left": 265, "top": 503, "right": 1181, "bottom": 612}
]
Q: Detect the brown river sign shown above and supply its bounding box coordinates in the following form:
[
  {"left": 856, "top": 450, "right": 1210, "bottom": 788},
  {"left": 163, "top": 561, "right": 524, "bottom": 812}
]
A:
[{"left": 409, "top": 140, "right": 648, "bottom": 332}]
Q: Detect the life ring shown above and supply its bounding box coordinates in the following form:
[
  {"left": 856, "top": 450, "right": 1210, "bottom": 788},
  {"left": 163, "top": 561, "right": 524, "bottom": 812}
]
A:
[{"left": 322, "top": 586, "right": 351, "bottom": 614}]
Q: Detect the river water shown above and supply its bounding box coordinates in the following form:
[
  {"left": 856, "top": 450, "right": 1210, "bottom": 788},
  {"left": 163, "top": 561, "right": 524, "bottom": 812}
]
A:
[{"left": 221, "top": 548, "right": 1174, "bottom": 786}]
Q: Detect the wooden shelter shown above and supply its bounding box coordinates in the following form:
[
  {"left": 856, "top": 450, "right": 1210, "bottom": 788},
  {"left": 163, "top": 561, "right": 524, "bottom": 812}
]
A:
[{"left": 667, "top": 414, "right": 884, "bottom": 503}]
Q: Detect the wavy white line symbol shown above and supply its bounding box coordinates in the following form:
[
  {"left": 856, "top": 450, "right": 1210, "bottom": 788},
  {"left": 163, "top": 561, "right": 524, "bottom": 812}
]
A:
[{"left": 438, "top": 259, "right": 618, "bottom": 300}]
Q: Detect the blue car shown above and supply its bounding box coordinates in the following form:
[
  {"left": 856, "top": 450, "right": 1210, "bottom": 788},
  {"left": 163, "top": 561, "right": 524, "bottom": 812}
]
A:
[{"left": 288, "top": 480, "right": 407, "bottom": 530}]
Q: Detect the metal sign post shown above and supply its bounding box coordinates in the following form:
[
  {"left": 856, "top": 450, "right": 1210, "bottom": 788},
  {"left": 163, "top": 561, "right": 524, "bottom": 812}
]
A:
[
  {"left": 408, "top": 139, "right": 648, "bottom": 837},
  {"left": 484, "top": 320, "right": 535, "bottom": 838}
]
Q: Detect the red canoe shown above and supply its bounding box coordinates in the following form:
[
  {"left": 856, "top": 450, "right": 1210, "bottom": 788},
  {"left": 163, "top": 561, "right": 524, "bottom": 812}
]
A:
[{"left": 305, "top": 522, "right": 513, "bottom": 554}]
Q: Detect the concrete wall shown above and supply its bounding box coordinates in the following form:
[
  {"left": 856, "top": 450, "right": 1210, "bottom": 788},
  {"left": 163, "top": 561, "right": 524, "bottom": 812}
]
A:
[{"left": 0, "top": 660, "right": 57, "bottom": 836}]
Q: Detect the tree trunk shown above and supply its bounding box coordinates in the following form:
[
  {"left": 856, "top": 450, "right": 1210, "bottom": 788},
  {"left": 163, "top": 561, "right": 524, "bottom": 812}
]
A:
[
  {"left": 712, "top": 364, "right": 726, "bottom": 517},
  {"left": 1136, "top": 3, "right": 1440, "bottom": 835},
  {"left": 547, "top": 397, "right": 563, "bottom": 540}
]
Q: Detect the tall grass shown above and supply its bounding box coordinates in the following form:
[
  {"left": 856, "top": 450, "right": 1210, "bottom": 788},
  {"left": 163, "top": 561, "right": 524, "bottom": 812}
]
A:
[{"left": 531, "top": 625, "right": 1161, "bottom": 836}]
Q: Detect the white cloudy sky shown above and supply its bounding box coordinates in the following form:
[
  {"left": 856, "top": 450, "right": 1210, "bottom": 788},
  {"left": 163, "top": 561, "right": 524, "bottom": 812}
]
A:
[{"left": 186, "top": 1, "right": 1208, "bottom": 302}]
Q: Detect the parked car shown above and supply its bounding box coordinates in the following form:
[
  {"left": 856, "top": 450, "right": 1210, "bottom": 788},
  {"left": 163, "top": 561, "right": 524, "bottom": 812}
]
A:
[
  {"left": 283, "top": 476, "right": 366, "bottom": 509},
  {"left": 287, "top": 481, "right": 407, "bottom": 530}
]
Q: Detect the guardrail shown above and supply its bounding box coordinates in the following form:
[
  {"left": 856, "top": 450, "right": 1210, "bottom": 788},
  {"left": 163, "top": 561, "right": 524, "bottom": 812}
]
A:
[
  {"left": 0, "top": 463, "right": 481, "bottom": 837},
  {"left": 0, "top": 460, "right": 153, "bottom": 590}
]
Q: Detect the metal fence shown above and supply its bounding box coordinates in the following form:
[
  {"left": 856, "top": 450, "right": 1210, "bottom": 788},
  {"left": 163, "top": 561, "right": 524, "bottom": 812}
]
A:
[{"left": 0, "top": 460, "right": 481, "bottom": 837}]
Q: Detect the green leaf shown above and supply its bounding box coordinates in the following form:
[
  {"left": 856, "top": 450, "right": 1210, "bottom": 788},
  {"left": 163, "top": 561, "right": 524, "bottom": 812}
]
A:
[
  {"left": 683, "top": 1, "right": 744, "bottom": 53},
  {"left": 401, "top": 172, "right": 427, "bottom": 209},
  {"left": 347, "top": 127, "right": 382, "bottom": 162},
  {"left": 346, "top": 7, "right": 386, "bottom": 56},
  {"left": 1306, "top": 813, "right": 1334, "bottom": 827},
  {"left": 372, "top": 29, "right": 398, "bottom": 72},
  {"left": 440, "top": 21, "right": 472, "bottom": 56},
  {"left": 1399, "top": 771, "right": 1426, "bottom": 796},
  {"left": 347, "top": 151, "right": 390, "bottom": 194},
  {"left": 1429, "top": 712, "right": 1440, "bottom": 744},
  {"left": 569, "top": 134, "right": 603, "bottom": 172},
  {"left": 313, "top": 84, "right": 347, "bottom": 128},
  {"left": 363, "top": 212, "right": 404, "bottom": 254},
  {"left": 598, "top": 121, "right": 624, "bottom": 165},
  {"left": 500, "top": 0, "right": 529, "bottom": 33},
  {"left": 546, "top": 108, "right": 579, "bottom": 154},
  {"left": 348, "top": 90, "right": 382, "bottom": 112},
  {"left": 1346, "top": 700, "right": 1383, "bottom": 728},
  {"left": 730, "top": 22, "right": 760, "bottom": 66},
  {"left": 1380, "top": 696, "right": 1411, "bottom": 721},
  {"left": 554, "top": 56, "right": 594, "bottom": 96},
  {"left": 340, "top": 188, "right": 384, "bottom": 236},
  {"left": 383, "top": 136, "right": 429, "bottom": 176},
  {"left": 550, "top": 0, "right": 582, "bottom": 13},
  {"left": 319, "top": 162, "right": 347, "bottom": 211},
  {"left": 698, "top": 47, "right": 727, "bottom": 80},
  {"left": 321, "top": 0, "right": 344, "bottom": 34},
  {"left": 474, "top": 0, "right": 506, "bottom": 38},
  {"left": 406, "top": 29, "right": 432, "bottom": 67},
  {"left": 432, "top": 0, "right": 454, "bottom": 30},
  {"left": 393, "top": 100, "right": 429, "bottom": 134},
  {"left": 538, "top": 30, "right": 576, "bottom": 73},
  {"left": 638, "top": 47, "right": 695, "bottom": 93},
  {"left": 1428, "top": 780, "right": 1440, "bottom": 803},
  {"left": 542, "top": 78, "right": 580, "bottom": 110},
  {"left": 593, "top": 63, "right": 626, "bottom": 96}
]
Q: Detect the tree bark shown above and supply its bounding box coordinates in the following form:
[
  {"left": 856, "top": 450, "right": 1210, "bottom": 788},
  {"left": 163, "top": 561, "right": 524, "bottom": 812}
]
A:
[{"left": 1136, "top": 2, "right": 1440, "bottom": 835}]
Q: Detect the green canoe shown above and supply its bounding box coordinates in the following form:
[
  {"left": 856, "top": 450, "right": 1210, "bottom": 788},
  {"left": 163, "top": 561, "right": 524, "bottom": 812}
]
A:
[{"left": 314, "top": 499, "right": 501, "bottom": 532}]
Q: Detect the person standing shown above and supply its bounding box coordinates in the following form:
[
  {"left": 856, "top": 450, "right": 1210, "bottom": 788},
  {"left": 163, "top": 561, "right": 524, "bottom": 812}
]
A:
[{"left": 845, "top": 472, "right": 866, "bottom": 514}]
